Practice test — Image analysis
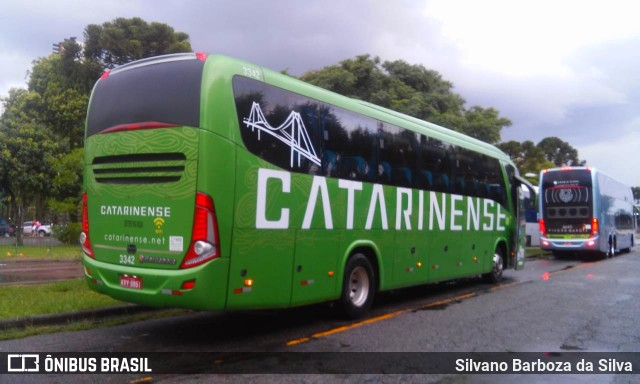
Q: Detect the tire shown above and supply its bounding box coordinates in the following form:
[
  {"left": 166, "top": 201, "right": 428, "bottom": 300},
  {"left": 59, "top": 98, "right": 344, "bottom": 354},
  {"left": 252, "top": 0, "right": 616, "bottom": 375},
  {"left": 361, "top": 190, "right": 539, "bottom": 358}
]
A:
[
  {"left": 483, "top": 247, "right": 504, "bottom": 284},
  {"left": 607, "top": 237, "right": 616, "bottom": 258},
  {"left": 38, "top": 230, "right": 46, "bottom": 237},
  {"left": 340, "top": 253, "right": 375, "bottom": 319}
]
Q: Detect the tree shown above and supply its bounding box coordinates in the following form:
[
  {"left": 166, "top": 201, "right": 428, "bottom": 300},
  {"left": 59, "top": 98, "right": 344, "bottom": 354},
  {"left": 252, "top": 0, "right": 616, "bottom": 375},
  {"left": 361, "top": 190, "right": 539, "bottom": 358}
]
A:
[
  {"left": 498, "top": 140, "right": 554, "bottom": 177},
  {"left": 299, "top": 65, "right": 357, "bottom": 98},
  {"left": 537, "top": 137, "right": 584, "bottom": 166},
  {"left": 382, "top": 59, "right": 466, "bottom": 126},
  {"left": 84, "top": 17, "right": 192, "bottom": 68},
  {"left": 462, "top": 106, "right": 511, "bottom": 145},
  {"left": 0, "top": 89, "right": 60, "bottom": 244},
  {"left": 28, "top": 55, "right": 94, "bottom": 150},
  {"left": 300, "top": 55, "right": 510, "bottom": 143},
  {"left": 48, "top": 148, "right": 84, "bottom": 223},
  {"left": 0, "top": 17, "right": 194, "bottom": 228}
]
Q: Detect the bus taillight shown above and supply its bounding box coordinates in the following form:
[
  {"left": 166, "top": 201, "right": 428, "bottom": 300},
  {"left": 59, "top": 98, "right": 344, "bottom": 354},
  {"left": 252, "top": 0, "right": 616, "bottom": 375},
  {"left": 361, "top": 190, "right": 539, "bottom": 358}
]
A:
[
  {"left": 181, "top": 192, "right": 220, "bottom": 268},
  {"left": 590, "top": 217, "right": 599, "bottom": 237},
  {"left": 80, "top": 192, "right": 94, "bottom": 258},
  {"left": 538, "top": 219, "right": 546, "bottom": 237},
  {"left": 195, "top": 52, "right": 207, "bottom": 62}
]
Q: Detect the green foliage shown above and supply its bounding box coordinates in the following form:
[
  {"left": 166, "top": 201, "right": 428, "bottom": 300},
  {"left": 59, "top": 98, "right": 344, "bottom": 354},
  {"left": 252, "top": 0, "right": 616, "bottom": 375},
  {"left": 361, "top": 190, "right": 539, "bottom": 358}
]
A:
[
  {"left": 0, "top": 89, "right": 60, "bottom": 208},
  {"left": 462, "top": 106, "right": 511, "bottom": 145},
  {"left": 537, "top": 136, "right": 585, "bottom": 166},
  {"left": 53, "top": 222, "right": 82, "bottom": 245},
  {"left": 84, "top": 17, "right": 192, "bottom": 68},
  {"left": 300, "top": 54, "right": 510, "bottom": 145},
  {"left": 498, "top": 140, "right": 561, "bottom": 177},
  {"left": 28, "top": 59, "right": 90, "bottom": 150},
  {"left": 48, "top": 148, "right": 84, "bottom": 222}
]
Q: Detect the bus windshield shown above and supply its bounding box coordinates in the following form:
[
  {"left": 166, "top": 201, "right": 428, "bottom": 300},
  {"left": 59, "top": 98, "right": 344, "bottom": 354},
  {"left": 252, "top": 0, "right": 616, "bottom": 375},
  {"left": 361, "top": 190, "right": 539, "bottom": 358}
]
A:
[{"left": 541, "top": 168, "right": 592, "bottom": 236}]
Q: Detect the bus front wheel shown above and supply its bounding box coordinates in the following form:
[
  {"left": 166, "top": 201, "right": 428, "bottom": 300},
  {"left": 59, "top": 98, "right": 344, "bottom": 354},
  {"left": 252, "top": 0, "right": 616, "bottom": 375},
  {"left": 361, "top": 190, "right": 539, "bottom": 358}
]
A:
[{"left": 340, "top": 253, "right": 375, "bottom": 319}]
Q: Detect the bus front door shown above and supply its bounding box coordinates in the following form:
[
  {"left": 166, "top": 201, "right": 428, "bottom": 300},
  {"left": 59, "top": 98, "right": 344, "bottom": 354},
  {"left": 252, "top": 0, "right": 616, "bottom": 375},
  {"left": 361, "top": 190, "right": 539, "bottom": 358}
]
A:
[{"left": 516, "top": 180, "right": 536, "bottom": 270}]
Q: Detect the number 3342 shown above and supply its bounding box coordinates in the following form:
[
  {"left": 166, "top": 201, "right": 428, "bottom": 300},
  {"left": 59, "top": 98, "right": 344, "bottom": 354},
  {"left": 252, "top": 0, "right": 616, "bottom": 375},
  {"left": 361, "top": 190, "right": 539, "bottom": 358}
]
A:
[{"left": 119, "top": 254, "right": 135, "bottom": 265}]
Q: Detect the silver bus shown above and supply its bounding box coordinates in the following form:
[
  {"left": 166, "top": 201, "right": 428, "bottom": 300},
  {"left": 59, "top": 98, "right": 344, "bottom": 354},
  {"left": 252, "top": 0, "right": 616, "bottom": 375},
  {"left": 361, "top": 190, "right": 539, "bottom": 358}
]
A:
[{"left": 539, "top": 166, "right": 635, "bottom": 257}]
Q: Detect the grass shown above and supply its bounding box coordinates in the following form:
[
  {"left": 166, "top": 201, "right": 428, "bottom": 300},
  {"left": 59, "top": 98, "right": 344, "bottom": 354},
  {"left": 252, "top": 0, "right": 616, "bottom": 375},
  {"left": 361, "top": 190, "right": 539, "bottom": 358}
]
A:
[
  {"left": 0, "top": 279, "right": 122, "bottom": 319},
  {"left": 0, "top": 244, "right": 81, "bottom": 260},
  {"left": 0, "top": 308, "right": 190, "bottom": 341},
  {"left": 0, "top": 243, "right": 193, "bottom": 340},
  {"left": 0, "top": 277, "right": 191, "bottom": 341}
]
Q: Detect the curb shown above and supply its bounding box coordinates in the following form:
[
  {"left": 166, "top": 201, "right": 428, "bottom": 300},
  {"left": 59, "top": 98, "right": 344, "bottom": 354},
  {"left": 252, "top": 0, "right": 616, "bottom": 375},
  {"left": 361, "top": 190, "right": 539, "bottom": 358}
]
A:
[
  {"left": 0, "top": 304, "right": 159, "bottom": 330},
  {"left": 1, "top": 252, "right": 549, "bottom": 331}
]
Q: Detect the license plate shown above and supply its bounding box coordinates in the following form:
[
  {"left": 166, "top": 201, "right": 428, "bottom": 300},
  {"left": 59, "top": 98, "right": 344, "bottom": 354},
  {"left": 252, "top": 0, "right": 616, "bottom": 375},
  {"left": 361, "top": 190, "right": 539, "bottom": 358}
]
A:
[{"left": 120, "top": 275, "right": 143, "bottom": 290}]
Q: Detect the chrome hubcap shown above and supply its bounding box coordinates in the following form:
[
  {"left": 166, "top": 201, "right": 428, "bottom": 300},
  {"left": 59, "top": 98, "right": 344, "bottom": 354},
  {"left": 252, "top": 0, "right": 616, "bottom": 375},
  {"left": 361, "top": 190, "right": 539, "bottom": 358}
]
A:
[
  {"left": 349, "top": 266, "right": 370, "bottom": 307},
  {"left": 493, "top": 253, "right": 503, "bottom": 277}
]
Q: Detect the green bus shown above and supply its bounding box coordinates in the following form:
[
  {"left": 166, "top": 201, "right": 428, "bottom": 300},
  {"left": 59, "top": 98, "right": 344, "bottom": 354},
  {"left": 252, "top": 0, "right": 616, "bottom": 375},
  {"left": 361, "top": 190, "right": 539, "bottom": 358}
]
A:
[{"left": 82, "top": 53, "right": 534, "bottom": 318}]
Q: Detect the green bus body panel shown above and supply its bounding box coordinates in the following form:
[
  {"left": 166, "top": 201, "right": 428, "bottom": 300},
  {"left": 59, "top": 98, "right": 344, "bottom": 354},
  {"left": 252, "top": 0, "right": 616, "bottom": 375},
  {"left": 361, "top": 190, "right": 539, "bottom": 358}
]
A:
[
  {"left": 83, "top": 254, "right": 229, "bottom": 310},
  {"left": 200, "top": 56, "right": 260, "bottom": 141},
  {"left": 83, "top": 126, "right": 236, "bottom": 309},
  {"left": 84, "top": 127, "right": 199, "bottom": 270},
  {"left": 83, "top": 54, "right": 521, "bottom": 312},
  {"left": 228, "top": 147, "right": 514, "bottom": 309}
]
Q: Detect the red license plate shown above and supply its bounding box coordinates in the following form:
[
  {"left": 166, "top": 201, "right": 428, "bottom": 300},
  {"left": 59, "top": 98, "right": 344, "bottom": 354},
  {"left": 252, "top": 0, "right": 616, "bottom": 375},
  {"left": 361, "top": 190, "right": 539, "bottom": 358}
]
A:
[{"left": 120, "top": 275, "right": 143, "bottom": 290}]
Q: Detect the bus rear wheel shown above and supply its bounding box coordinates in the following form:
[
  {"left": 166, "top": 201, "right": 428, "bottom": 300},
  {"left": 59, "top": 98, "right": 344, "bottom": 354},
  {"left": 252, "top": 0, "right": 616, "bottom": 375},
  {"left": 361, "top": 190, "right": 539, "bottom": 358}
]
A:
[
  {"left": 607, "top": 237, "right": 616, "bottom": 258},
  {"left": 483, "top": 247, "right": 504, "bottom": 284},
  {"left": 340, "top": 253, "right": 375, "bottom": 319}
]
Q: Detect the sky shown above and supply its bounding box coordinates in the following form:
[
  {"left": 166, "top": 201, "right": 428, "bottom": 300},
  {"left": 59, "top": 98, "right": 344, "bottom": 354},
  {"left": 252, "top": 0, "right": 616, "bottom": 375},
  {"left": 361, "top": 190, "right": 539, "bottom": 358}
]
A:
[{"left": 1, "top": 0, "right": 640, "bottom": 186}]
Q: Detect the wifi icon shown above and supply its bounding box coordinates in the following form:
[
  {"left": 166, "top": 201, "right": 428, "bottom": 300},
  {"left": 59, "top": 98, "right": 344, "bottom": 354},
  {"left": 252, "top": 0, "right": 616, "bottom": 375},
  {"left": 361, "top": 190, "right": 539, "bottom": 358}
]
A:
[{"left": 154, "top": 217, "right": 165, "bottom": 234}]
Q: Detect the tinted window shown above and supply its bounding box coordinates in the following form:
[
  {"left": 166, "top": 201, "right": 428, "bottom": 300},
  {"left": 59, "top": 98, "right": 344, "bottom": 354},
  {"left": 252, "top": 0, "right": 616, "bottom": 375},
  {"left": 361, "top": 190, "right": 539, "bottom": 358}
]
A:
[
  {"left": 541, "top": 169, "right": 592, "bottom": 190},
  {"left": 233, "top": 76, "right": 509, "bottom": 207},
  {"left": 541, "top": 169, "right": 592, "bottom": 207},
  {"left": 234, "top": 76, "right": 379, "bottom": 178},
  {"left": 86, "top": 55, "right": 204, "bottom": 137}
]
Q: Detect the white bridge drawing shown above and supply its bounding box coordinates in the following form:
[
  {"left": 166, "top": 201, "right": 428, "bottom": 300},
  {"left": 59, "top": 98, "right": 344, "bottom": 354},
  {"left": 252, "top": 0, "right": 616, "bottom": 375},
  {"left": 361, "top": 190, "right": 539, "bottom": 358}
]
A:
[{"left": 243, "top": 102, "right": 321, "bottom": 168}]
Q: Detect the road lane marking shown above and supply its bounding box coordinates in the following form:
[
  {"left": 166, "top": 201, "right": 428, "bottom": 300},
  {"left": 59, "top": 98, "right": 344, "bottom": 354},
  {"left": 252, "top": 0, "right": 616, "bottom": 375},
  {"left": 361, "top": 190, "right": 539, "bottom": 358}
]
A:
[
  {"left": 286, "top": 292, "right": 476, "bottom": 347},
  {"left": 286, "top": 259, "right": 601, "bottom": 347}
]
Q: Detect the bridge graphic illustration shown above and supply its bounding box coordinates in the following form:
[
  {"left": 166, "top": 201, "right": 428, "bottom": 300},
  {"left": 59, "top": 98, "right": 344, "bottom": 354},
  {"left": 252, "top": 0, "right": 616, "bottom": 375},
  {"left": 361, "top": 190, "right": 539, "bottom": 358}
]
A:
[{"left": 243, "top": 102, "right": 322, "bottom": 168}]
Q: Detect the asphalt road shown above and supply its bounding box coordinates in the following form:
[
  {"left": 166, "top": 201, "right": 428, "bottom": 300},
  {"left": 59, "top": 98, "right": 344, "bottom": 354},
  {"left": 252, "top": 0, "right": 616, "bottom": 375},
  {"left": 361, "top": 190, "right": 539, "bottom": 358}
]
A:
[{"left": 1, "top": 249, "right": 639, "bottom": 383}]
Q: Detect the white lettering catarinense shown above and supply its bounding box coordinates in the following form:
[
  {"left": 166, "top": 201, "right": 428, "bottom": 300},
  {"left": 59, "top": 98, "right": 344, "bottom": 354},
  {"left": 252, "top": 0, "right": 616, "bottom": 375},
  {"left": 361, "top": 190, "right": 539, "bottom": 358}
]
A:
[{"left": 256, "top": 168, "right": 508, "bottom": 231}]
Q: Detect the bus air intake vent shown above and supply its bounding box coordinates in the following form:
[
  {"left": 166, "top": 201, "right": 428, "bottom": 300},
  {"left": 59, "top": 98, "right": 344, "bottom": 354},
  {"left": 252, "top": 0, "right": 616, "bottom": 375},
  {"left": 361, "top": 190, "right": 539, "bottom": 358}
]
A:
[{"left": 92, "top": 153, "right": 187, "bottom": 184}]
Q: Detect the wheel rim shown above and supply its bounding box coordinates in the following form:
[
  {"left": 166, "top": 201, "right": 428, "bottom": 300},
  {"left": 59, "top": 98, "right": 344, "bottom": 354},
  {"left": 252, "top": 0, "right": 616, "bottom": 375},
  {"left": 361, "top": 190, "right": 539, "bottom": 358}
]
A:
[
  {"left": 349, "top": 266, "right": 370, "bottom": 307},
  {"left": 493, "top": 252, "right": 503, "bottom": 277}
]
